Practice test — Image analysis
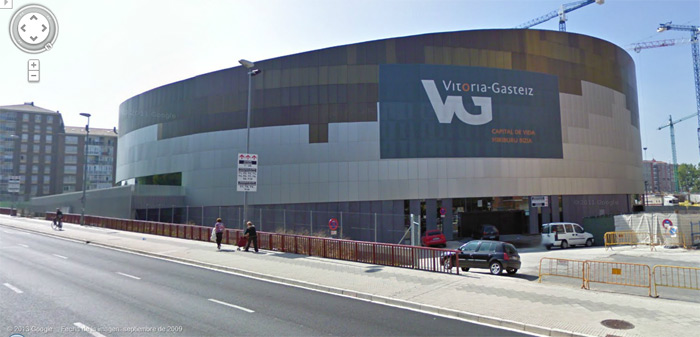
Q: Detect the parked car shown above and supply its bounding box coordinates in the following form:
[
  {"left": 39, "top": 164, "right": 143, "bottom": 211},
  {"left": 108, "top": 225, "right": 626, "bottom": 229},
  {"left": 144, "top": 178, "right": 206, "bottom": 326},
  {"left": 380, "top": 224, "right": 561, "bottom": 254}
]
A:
[
  {"left": 421, "top": 229, "right": 447, "bottom": 247},
  {"left": 541, "top": 222, "right": 594, "bottom": 250},
  {"left": 441, "top": 240, "right": 520, "bottom": 275},
  {"left": 475, "top": 224, "right": 500, "bottom": 241}
]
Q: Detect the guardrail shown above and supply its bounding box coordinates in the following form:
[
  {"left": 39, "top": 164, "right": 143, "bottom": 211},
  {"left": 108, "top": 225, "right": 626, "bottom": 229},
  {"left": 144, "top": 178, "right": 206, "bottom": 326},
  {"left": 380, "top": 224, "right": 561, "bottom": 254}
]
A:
[
  {"left": 604, "top": 231, "right": 657, "bottom": 251},
  {"left": 652, "top": 265, "right": 700, "bottom": 298},
  {"left": 537, "top": 257, "right": 585, "bottom": 287},
  {"left": 46, "top": 212, "right": 458, "bottom": 274}
]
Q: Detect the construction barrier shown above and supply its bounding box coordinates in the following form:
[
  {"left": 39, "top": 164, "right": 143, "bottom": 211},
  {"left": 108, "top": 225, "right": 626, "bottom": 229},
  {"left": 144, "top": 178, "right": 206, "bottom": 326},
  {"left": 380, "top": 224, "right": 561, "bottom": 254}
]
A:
[
  {"left": 584, "top": 260, "right": 652, "bottom": 296},
  {"left": 604, "top": 231, "right": 657, "bottom": 251},
  {"left": 652, "top": 265, "right": 700, "bottom": 298},
  {"left": 44, "top": 212, "right": 458, "bottom": 274},
  {"left": 538, "top": 257, "right": 585, "bottom": 287}
]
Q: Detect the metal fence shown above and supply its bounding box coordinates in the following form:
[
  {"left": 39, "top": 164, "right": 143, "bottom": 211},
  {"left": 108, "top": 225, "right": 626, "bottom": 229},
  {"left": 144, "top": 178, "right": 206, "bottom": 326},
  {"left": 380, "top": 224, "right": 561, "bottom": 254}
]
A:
[
  {"left": 47, "top": 212, "right": 458, "bottom": 275},
  {"left": 134, "top": 206, "right": 411, "bottom": 243},
  {"left": 604, "top": 231, "right": 658, "bottom": 251},
  {"left": 584, "top": 260, "right": 652, "bottom": 296},
  {"left": 537, "top": 257, "right": 585, "bottom": 286},
  {"left": 652, "top": 265, "right": 700, "bottom": 298}
]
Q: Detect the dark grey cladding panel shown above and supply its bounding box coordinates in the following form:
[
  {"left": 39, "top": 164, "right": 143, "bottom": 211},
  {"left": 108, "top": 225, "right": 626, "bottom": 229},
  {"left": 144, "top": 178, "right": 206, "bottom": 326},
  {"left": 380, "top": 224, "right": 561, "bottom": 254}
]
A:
[{"left": 119, "top": 29, "right": 639, "bottom": 142}]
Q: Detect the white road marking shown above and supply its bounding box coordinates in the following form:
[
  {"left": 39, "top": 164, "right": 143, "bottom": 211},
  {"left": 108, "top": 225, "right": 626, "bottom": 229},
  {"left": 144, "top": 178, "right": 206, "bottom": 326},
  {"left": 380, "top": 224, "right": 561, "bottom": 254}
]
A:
[
  {"left": 5, "top": 231, "right": 533, "bottom": 336},
  {"left": 73, "top": 322, "right": 106, "bottom": 337},
  {"left": 208, "top": 298, "right": 255, "bottom": 313},
  {"left": 18, "top": 244, "right": 29, "bottom": 248},
  {"left": 116, "top": 272, "right": 141, "bottom": 280},
  {"left": 3, "top": 283, "right": 23, "bottom": 293},
  {"left": 52, "top": 254, "right": 68, "bottom": 259}
]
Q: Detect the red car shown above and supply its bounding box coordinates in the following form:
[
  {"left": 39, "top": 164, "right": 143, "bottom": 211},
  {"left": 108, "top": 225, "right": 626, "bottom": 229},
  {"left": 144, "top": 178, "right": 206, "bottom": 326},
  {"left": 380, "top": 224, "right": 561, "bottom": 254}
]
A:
[{"left": 421, "top": 229, "right": 447, "bottom": 247}]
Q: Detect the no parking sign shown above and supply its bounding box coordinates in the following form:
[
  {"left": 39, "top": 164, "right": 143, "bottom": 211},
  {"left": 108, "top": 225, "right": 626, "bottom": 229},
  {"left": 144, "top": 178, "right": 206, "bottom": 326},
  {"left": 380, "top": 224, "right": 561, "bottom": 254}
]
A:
[
  {"left": 662, "top": 219, "right": 673, "bottom": 230},
  {"left": 328, "top": 218, "right": 339, "bottom": 235}
]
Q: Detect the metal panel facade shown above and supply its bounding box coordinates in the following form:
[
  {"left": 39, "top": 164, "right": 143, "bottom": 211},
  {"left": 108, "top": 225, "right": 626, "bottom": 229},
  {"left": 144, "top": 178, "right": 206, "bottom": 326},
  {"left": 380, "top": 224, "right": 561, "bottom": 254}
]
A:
[{"left": 116, "top": 29, "right": 643, "bottom": 239}]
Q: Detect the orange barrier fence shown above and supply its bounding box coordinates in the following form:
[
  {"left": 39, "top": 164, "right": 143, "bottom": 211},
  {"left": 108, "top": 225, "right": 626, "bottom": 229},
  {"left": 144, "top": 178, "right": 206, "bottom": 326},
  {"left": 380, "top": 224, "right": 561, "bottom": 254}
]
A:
[
  {"left": 652, "top": 265, "right": 700, "bottom": 298},
  {"left": 45, "top": 212, "right": 458, "bottom": 274},
  {"left": 584, "top": 260, "right": 652, "bottom": 296},
  {"left": 537, "top": 257, "right": 585, "bottom": 286},
  {"left": 604, "top": 231, "right": 657, "bottom": 251}
]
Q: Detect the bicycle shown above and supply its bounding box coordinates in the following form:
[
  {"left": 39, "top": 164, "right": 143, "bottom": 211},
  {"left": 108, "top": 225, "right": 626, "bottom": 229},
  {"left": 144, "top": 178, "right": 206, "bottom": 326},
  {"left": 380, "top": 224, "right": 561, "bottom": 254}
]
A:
[{"left": 51, "top": 216, "right": 63, "bottom": 230}]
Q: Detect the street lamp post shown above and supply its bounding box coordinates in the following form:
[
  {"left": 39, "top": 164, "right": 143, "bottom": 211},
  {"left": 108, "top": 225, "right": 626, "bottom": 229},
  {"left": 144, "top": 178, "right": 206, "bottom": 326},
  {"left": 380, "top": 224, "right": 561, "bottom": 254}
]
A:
[
  {"left": 643, "top": 147, "right": 648, "bottom": 208},
  {"left": 238, "top": 59, "right": 261, "bottom": 225},
  {"left": 8, "top": 134, "right": 19, "bottom": 216},
  {"left": 80, "top": 113, "right": 91, "bottom": 226}
]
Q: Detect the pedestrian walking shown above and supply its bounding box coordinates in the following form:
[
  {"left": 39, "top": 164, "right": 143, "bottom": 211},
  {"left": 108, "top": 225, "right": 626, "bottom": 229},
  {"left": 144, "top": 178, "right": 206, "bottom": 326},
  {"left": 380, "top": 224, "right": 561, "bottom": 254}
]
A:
[
  {"left": 213, "top": 218, "right": 225, "bottom": 250},
  {"left": 244, "top": 221, "right": 258, "bottom": 252}
]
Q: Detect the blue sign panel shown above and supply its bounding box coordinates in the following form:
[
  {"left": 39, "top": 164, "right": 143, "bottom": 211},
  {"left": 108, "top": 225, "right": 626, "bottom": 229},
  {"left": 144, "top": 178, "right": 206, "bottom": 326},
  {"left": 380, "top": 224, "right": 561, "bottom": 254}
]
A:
[{"left": 379, "top": 64, "right": 563, "bottom": 159}]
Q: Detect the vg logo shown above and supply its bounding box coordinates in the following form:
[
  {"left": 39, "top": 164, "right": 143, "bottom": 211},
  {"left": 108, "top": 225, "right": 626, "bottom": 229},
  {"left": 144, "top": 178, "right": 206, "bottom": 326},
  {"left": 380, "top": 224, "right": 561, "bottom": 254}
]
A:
[{"left": 421, "top": 80, "right": 492, "bottom": 126}]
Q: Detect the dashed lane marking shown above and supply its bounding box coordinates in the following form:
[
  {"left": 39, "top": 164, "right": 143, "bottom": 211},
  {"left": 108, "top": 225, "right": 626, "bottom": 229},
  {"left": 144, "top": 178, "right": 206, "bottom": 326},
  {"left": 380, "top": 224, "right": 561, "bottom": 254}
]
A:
[
  {"left": 3, "top": 283, "right": 23, "bottom": 293},
  {"left": 208, "top": 298, "right": 254, "bottom": 313},
  {"left": 52, "top": 254, "right": 68, "bottom": 259},
  {"left": 73, "top": 322, "right": 107, "bottom": 337},
  {"left": 116, "top": 272, "right": 141, "bottom": 280}
]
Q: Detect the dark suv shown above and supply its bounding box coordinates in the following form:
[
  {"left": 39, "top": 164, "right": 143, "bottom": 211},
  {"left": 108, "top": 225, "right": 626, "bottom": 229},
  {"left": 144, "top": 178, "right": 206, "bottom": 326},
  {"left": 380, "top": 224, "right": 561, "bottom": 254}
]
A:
[{"left": 441, "top": 240, "right": 520, "bottom": 275}]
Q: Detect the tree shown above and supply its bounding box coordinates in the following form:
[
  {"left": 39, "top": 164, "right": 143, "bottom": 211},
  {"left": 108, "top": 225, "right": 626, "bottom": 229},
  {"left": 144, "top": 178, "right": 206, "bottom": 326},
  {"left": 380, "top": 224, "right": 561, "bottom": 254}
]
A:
[{"left": 677, "top": 163, "right": 700, "bottom": 193}]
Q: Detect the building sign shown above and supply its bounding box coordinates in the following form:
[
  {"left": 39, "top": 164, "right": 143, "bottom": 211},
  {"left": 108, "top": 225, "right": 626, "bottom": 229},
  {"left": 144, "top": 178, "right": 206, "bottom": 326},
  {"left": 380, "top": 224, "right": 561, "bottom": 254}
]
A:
[
  {"left": 379, "top": 64, "right": 562, "bottom": 159},
  {"left": 531, "top": 196, "right": 549, "bottom": 208},
  {"left": 237, "top": 153, "right": 258, "bottom": 192}
]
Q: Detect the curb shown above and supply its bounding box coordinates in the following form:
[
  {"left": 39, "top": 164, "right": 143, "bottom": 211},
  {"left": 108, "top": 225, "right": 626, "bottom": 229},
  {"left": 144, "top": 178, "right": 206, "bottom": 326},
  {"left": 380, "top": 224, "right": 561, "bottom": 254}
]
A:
[{"left": 1, "top": 221, "right": 594, "bottom": 337}]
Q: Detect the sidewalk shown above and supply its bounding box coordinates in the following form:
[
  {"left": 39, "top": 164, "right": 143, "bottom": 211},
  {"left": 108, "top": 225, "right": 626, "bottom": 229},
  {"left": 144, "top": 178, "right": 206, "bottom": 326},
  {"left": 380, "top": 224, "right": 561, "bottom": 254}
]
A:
[{"left": 2, "top": 215, "right": 699, "bottom": 337}]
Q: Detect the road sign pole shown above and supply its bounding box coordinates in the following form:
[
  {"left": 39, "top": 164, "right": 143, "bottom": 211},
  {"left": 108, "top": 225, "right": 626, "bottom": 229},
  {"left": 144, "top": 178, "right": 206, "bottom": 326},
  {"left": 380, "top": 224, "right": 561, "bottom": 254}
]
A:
[{"left": 374, "top": 213, "right": 378, "bottom": 242}]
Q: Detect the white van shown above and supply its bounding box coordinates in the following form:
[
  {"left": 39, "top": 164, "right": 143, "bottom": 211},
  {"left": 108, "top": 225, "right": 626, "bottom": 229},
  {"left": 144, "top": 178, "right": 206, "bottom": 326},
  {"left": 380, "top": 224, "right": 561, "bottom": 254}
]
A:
[{"left": 541, "top": 222, "right": 594, "bottom": 250}]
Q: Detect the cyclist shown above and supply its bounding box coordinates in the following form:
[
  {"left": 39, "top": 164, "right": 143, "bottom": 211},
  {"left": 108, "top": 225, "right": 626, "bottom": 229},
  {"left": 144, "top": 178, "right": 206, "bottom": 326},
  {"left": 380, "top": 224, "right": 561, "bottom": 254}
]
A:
[{"left": 53, "top": 208, "right": 63, "bottom": 229}]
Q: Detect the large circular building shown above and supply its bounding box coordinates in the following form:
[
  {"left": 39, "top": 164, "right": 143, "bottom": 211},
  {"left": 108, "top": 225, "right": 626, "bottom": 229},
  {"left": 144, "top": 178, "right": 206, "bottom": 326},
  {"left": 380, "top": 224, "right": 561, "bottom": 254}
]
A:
[{"left": 118, "top": 29, "right": 642, "bottom": 242}]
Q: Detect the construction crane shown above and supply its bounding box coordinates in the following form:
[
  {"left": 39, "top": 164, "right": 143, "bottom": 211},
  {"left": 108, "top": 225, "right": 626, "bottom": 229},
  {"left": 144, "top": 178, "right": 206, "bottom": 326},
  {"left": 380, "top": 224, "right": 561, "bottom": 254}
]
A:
[
  {"left": 658, "top": 113, "right": 698, "bottom": 192},
  {"left": 515, "top": 0, "right": 604, "bottom": 32},
  {"left": 657, "top": 22, "right": 700, "bottom": 159},
  {"left": 628, "top": 38, "right": 695, "bottom": 53}
]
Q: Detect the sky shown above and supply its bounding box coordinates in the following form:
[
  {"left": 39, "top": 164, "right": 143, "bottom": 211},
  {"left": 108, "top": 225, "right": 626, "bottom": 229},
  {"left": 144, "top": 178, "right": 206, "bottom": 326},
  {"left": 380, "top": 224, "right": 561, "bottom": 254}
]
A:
[{"left": 1, "top": 0, "right": 699, "bottom": 165}]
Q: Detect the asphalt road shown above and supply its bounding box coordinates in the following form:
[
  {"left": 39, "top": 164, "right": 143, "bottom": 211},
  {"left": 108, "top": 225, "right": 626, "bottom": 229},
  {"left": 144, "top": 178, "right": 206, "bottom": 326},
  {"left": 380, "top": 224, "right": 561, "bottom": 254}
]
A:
[{"left": 0, "top": 226, "right": 531, "bottom": 337}]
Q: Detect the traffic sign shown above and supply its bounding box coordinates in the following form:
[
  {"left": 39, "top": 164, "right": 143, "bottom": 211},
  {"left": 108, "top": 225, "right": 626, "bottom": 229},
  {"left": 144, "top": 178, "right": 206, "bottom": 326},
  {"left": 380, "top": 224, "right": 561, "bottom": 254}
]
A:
[
  {"left": 237, "top": 153, "right": 258, "bottom": 192},
  {"left": 440, "top": 207, "right": 446, "bottom": 218},
  {"left": 662, "top": 219, "right": 673, "bottom": 229},
  {"left": 328, "top": 218, "right": 339, "bottom": 231},
  {"left": 8, "top": 176, "right": 20, "bottom": 193},
  {"left": 669, "top": 226, "right": 678, "bottom": 238}
]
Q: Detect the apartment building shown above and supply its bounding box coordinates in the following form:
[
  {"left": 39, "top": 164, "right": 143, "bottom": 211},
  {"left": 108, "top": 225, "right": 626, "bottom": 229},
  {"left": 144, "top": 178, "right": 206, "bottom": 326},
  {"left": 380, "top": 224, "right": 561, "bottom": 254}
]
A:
[
  {"left": 59, "top": 126, "right": 117, "bottom": 193},
  {"left": 0, "top": 103, "right": 63, "bottom": 201},
  {"left": 642, "top": 160, "right": 676, "bottom": 193},
  {"left": 0, "top": 102, "right": 117, "bottom": 202}
]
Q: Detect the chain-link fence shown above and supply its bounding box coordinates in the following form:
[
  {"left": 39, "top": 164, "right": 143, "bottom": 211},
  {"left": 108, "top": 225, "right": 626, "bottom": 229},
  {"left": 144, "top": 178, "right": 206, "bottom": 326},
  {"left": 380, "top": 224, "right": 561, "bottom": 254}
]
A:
[{"left": 135, "top": 205, "right": 412, "bottom": 243}]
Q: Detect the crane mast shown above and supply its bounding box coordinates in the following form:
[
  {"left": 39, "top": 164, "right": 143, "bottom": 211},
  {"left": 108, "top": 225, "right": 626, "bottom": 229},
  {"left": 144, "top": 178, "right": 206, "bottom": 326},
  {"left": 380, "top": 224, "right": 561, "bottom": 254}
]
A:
[
  {"left": 659, "top": 113, "right": 698, "bottom": 192},
  {"left": 657, "top": 22, "right": 700, "bottom": 160}
]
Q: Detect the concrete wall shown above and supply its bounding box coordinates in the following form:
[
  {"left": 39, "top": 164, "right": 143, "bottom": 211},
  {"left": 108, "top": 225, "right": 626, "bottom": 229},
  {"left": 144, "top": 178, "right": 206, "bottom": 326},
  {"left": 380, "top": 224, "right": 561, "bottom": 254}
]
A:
[{"left": 29, "top": 185, "right": 186, "bottom": 219}]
